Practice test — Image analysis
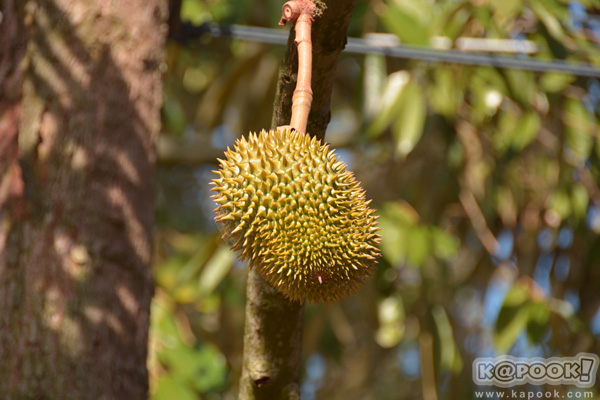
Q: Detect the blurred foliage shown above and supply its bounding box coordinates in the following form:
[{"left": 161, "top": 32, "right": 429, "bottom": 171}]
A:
[{"left": 151, "top": 0, "right": 600, "bottom": 398}]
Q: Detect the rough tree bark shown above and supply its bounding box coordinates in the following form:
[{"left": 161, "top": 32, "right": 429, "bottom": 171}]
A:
[
  {"left": 239, "top": 0, "right": 357, "bottom": 399},
  {"left": 0, "top": 0, "right": 166, "bottom": 398}
]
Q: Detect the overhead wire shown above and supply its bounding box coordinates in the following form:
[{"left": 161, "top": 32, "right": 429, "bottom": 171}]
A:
[{"left": 185, "top": 23, "right": 600, "bottom": 78}]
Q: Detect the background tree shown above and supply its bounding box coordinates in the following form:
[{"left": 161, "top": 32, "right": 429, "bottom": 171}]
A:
[{"left": 0, "top": 0, "right": 167, "bottom": 398}]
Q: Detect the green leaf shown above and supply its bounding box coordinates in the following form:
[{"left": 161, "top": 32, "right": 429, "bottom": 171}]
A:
[
  {"left": 564, "top": 99, "right": 594, "bottom": 162},
  {"left": 197, "top": 245, "right": 235, "bottom": 297},
  {"left": 540, "top": 73, "right": 575, "bottom": 93},
  {"left": 379, "top": 218, "right": 407, "bottom": 266},
  {"left": 511, "top": 112, "right": 541, "bottom": 151},
  {"left": 431, "top": 228, "right": 459, "bottom": 260},
  {"left": 430, "top": 67, "right": 458, "bottom": 118},
  {"left": 526, "top": 302, "right": 550, "bottom": 343},
  {"left": 529, "top": 0, "right": 566, "bottom": 42},
  {"left": 503, "top": 285, "right": 529, "bottom": 307},
  {"left": 495, "top": 303, "right": 530, "bottom": 353},
  {"left": 363, "top": 54, "right": 387, "bottom": 121},
  {"left": 490, "top": 0, "right": 522, "bottom": 19},
  {"left": 162, "top": 98, "right": 187, "bottom": 136},
  {"left": 393, "top": 81, "right": 426, "bottom": 159},
  {"left": 495, "top": 286, "right": 538, "bottom": 353},
  {"left": 153, "top": 375, "right": 198, "bottom": 400},
  {"left": 378, "top": 202, "right": 421, "bottom": 266},
  {"left": 406, "top": 225, "right": 430, "bottom": 266},
  {"left": 376, "top": 296, "right": 405, "bottom": 348},
  {"left": 383, "top": 201, "right": 420, "bottom": 225},
  {"left": 494, "top": 111, "right": 519, "bottom": 153},
  {"left": 504, "top": 69, "right": 536, "bottom": 106},
  {"left": 160, "top": 343, "right": 227, "bottom": 393},
  {"left": 366, "top": 71, "right": 410, "bottom": 138},
  {"left": 177, "top": 238, "right": 215, "bottom": 284},
  {"left": 151, "top": 297, "right": 183, "bottom": 349},
  {"left": 549, "top": 191, "right": 572, "bottom": 220},
  {"left": 432, "top": 305, "right": 462, "bottom": 372},
  {"left": 378, "top": 296, "right": 405, "bottom": 325},
  {"left": 571, "top": 183, "right": 589, "bottom": 221},
  {"left": 180, "top": 0, "right": 210, "bottom": 25},
  {"left": 380, "top": 5, "right": 429, "bottom": 46}
]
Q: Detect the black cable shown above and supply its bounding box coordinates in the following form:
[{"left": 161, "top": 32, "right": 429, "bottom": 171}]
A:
[
  {"left": 345, "top": 39, "right": 600, "bottom": 78},
  {"left": 176, "top": 22, "right": 600, "bottom": 78}
]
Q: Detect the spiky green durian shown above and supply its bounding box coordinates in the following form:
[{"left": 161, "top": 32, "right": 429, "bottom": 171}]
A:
[{"left": 211, "top": 129, "right": 380, "bottom": 303}]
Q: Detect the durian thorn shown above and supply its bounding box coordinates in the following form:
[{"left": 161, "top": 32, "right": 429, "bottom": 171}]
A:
[{"left": 231, "top": 222, "right": 245, "bottom": 235}]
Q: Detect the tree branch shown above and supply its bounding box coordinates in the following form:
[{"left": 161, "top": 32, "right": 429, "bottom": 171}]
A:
[{"left": 239, "top": 0, "right": 357, "bottom": 398}]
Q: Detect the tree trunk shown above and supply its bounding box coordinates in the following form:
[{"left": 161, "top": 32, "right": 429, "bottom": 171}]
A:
[
  {"left": 240, "top": 0, "right": 356, "bottom": 398},
  {"left": 0, "top": 0, "right": 166, "bottom": 398}
]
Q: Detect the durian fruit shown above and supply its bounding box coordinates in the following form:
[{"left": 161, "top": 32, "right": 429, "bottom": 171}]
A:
[{"left": 211, "top": 129, "right": 380, "bottom": 303}]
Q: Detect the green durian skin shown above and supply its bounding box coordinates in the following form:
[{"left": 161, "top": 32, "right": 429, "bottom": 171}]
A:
[{"left": 211, "top": 129, "right": 380, "bottom": 304}]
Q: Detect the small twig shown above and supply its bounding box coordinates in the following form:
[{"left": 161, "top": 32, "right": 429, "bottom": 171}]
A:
[
  {"left": 459, "top": 189, "right": 499, "bottom": 255},
  {"left": 419, "top": 330, "right": 439, "bottom": 400},
  {"left": 279, "top": 0, "right": 316, "bottom": 134}
]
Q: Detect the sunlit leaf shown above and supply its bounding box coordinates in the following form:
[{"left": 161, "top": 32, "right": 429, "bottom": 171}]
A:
[
  {"left": 503, "top": 285, "right": 530, "bottom": 307},
  {"left": 429, "top": 67, "right": 458, "bottom": 117},
  {"left": 571, "top": 184, "right": 589, "bottom": 221},
  {"left": 432, "top": 305, "right": 462, "bottom": 372},
  {"left": 181, "top": 0, "right": 209, "bottom": 24},
  {"left": 197, "top": 245, "right": 235, "bottom": 297},
  {"left": 504, "top": 69, "right": 536, "bottom": 106},
  {"left": 379, "top": 202, "right": 420, "bottom": 266},
  {"left": 366, "top": 71, "right": 410, "bottom": 138},
  {"left": 526, "top": 302, "right": 550, "bottom": 343},
  {"left": 379, "top": 296, "right": 405, "bottom": 324},
  {"left": 163, "top": 96, "right": 187, "bottom": 136},
  {"left": 564, "top": 99, "right": 593, "bottom": 161},
  {"left": 363, "top": 54, "right": 387, "bottom": 121},
  {"left": 431, "top": 228, "right": 459, "bottom": 260},
  {"left": 406, "top": 225, "right": 430, "bottom": 266},
  {"left": 393, "top": 81, "right": 426, "bottom": 159},
  {"left": 177, "top": 238, "right": 217, "bottom": 284},
  {"left": 529, "top": 0, "right": 567, "bottom": 42},
  {"left": 540, "top": 73, "right": 575, "bottom": 93},
  {"left": 152, "top": 296, "right": 183, "bottom": 348},
  {"left": 495, "top": 285, "right": 542, "bottom": 352},
  {"left": 160, "top": 343, "right": 227, "bottom": 393},
  {"left": 380, "top": 4, "right": 429, "bottom": 46},
  {"left": 379, "top": 217, "right": 408, "bottom": 266},
  {"left": 153, "top": 375, "right": 197, "bottom": 400},
  {"left": 494, "top": 111, "right": 519, "bottom": 153},
  {"left": 511, "top": 111, "right": 541, "bottom": 151},
  {"left": 376, "top": 296, "right": 405, "bottom": 348},
  {"left": 490, "top": 0, "right": 522, "bottom": 19},
  {"left": 495, "top": 303, "right": 530, "bottom": 353}
]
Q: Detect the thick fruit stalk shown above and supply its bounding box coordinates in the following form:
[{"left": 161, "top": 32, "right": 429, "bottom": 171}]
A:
[{"left": 279, "top": 0, "right": 316, "bottom": 134}]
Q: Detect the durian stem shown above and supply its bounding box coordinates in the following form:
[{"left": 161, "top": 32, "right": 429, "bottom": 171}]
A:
[{"left": 279, "top": 0, "right": 315, "bottom": 134}]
